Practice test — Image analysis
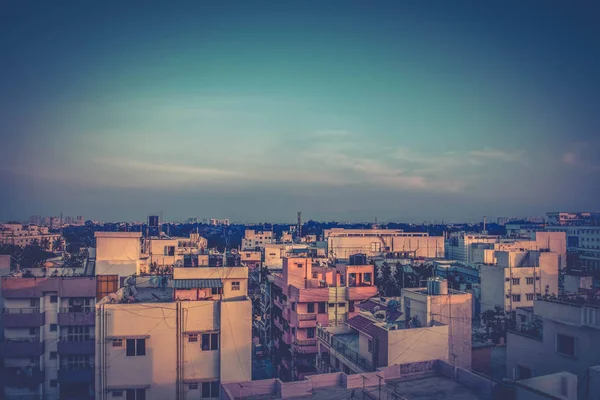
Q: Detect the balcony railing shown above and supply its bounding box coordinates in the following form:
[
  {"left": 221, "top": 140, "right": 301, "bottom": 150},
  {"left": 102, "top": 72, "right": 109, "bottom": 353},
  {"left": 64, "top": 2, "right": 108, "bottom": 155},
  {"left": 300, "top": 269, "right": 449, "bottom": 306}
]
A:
[
  {"left": 58, "top": 365, "right": 95, "bottom": 383},
  {"left": 293, "top": 339, "right": 317, "bottom": 353},
  {"left": 298, "top": 314, "right": 317, "bottom": 321},
  {"left": 2, "top": 308, "right": 45, "bottom": 327},
  {"left": 58, "top": 308, "right": 95, "bottom": 326},
  {"left": 0, "top": 337, "right": 44, "bottom": 358},
  {"left": 58, "top": 338, "right": 95, "bottom": 355},
  {"left": 3, "top": 366, "right": 45, "bottom": 387},
  {"left": 331, "top": 336, "right": 373, "bottom": 371}
]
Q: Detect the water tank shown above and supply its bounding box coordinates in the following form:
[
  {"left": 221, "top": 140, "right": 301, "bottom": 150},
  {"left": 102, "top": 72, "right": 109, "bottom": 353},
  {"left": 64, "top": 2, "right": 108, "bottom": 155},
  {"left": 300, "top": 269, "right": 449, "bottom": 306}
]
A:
[
  {"left": 427, "top": 278, "right": 448, "bottom": 295},
  {"left": 208, "top": 255, "right": 223, "bottom": 267},
  {"left": 349, "top": 253, "right": 367, "bottom": 266},
  {"left": 226, "top": 254, "right": 241, "bottom": 266}
]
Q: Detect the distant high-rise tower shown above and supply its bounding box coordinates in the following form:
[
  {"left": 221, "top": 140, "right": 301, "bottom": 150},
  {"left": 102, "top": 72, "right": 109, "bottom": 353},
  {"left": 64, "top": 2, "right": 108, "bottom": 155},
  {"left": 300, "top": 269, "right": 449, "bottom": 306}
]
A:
[
  {"left": 148, "top": 215, "right": 160, "bottom": 237},
  {"left": 297, "top": 212, "right": 302, "bottom": 238}
]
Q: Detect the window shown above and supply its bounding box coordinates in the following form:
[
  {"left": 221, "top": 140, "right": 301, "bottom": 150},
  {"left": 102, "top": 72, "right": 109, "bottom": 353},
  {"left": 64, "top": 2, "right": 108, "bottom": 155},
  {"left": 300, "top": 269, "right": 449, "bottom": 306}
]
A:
[
  {"left": 30, "top": 298, "right": 37, "bottom": 307},
  {"left": 211, "top": 287, "right": 223, "bottom": 295},
  {"left": 349, "top": 301, "right": 355, "bottom": 313},
  {"left": 202, "top": 381, "right": 220, "bottom": 398},
  {"left": 50, "top": 295, "right": 58, "bottom": 303},
  {"left": 512, "top": 295, "right": 521, "bottom": 302},
  {"left": 64, "top": 355, "right": 90, "bottom": 370},
  {"left": 526, "top": 277, "right": 534, "bottom": 285},
  {"left": 291, "top": 302, "right": 296, "bottom": 312},
  {"left": 516, "top": 365, "right": 532, "bottom": 380},
  {"left": 202, "top": 333, "right": 219, "bottom": 351},
  {"left": 526, "top": 294, "right": 535, "bottom": 301},
  {"left": 112, "top": 339, "right": 123, "bottom": 347},
  {"left": 307, "top": 303, "right": 315, "bottom": 313},
  {"left": 165, "top": 246, "right": 175, "bottom": 256},
  {"left": 520, "top": 315, "right": 526, "bottom": 323},
  {"left": 189, "top": 334, "right": 198, "bottom": 342},
  {"left": 318, "top": 302, "right": 326, "bottom": 314},
  {"left": 112, "top": 390, "right": 123, "bottom": 397},
  {"left": 307, "top": 328, "right": 315, "bottom": 339},
  {"left": 328, "top": 303, "right": 335, "bottom": 308},
  {"left": 29, "top": 328, "right": 36, "bottom": 335},
  {"left": 126, "top": 339, "right": 146, "bottom": 356},
  {"left": 338, "top": 302, "right": 345, "bottom": 307},
  {"left": 66, "top": 326, "right": 90, "bottom": 342},
  {"left": 364, "top": 272, "right": 372, "bottom": 283},
  {"left": 297, "top": 263, "right": 303, "bottom": 268},
  {"left": 50, "top": 351, "right": 57, "bottom": 360},
  {"left": 368, "top": 339, "right": 373, "bottom": 353},
  {"left": 50, "top": 379, "right": 58, "bottom": 388},
  {"left": 50, "top": 324, "right": 58, "bottom": 332},
  {"left": 512, "top": 278, "right": 520, "bottom": 285},
  {"left": 189, "top": 383, "right": 199, "bottom": 390},
  {"left": 231, "top": 281, "right": 240, "bottom": 291},
  {"left": 556, "top": 334, "right": 576, "bottom": 357},
  {"left": 126, "top": 388, "right": 146, "bottom": 400}
]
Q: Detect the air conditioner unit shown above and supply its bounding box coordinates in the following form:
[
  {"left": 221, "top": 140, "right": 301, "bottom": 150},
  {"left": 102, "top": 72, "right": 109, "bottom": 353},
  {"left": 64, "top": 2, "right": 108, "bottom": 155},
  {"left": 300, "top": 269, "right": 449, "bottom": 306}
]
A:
[{"left": 374, "top": 310, "right": 387, "bottom": 320}]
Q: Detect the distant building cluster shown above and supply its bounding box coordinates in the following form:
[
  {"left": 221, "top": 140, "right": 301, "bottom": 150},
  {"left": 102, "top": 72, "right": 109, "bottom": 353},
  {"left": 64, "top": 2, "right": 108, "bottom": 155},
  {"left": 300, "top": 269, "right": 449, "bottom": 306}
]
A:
[
  {"left": 1, "top": 211, "right": 600, "bottom": 400},
  {"left": 0, "top": 223, "right": 63, "bottom": 251},
  {"left": 29, "top": 215, "right": 85, "bottom": 228}
]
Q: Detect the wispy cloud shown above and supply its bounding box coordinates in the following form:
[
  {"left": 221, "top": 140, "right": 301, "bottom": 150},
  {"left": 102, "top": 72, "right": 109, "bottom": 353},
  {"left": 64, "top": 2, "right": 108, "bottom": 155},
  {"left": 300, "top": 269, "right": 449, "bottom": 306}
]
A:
[
  {"left": 561, "top": 142, "right": 600, "bottom": 171},
  {"left": 95, "top": 158, "right": 242, "bottom": 177},
  {"left": 468, "top": 148, "right": 526, "bottom": 163}
]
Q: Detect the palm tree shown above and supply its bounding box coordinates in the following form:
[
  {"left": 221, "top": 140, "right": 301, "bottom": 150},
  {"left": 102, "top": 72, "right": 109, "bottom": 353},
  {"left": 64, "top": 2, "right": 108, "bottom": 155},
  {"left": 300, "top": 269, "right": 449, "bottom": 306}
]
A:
[{"left": 52, "top": 237, "right": 64, "bottom": 252}]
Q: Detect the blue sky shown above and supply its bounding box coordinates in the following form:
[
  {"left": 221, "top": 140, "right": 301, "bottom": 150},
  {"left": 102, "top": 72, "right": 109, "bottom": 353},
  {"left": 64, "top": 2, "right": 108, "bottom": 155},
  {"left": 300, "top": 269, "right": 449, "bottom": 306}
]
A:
[{"left": 1, "top": 1, "right": 599, "bottom": 222}]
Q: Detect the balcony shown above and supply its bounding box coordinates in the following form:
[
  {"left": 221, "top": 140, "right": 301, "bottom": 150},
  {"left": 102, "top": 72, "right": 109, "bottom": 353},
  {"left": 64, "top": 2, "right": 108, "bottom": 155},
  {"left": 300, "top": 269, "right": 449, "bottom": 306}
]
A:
[
  {"left": 282, "top": 331, "right": 293, "bottom": 345},
  {"left": 58, "top": 308, "right": 95, "bottom": 326},
  {"left": 297, "top": 313, "right": 317, "bottom": 328},
  {"left": 58, "top": 366, "right": 94, "bottom": 383},
  {"left": 0, "top": 337, "right": 44, "bottom": 358},
  {"left": 58, "top": 339, "right": 95, "bottom": 355},
  {"left": 293, "top": 339, "right": 317, "bottom": 354},
  {"left": 273, "top": 317, "right": 284, "bottom": 332},
  {"left": 2, "top": 308, "right": 45, "bottom": 327},
  {"left": 3, "top": 366, "right": 45, "bottom": 387},
  {"left": 331, "top": 336, "right": 373, "bottom": 371}
]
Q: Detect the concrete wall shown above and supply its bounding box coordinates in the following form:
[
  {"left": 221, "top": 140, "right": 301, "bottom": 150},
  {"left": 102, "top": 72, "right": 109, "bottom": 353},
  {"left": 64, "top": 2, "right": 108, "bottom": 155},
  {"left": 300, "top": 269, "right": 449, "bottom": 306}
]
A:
[
  {"left": 563, "top": 274, "right": 593, "bottom": 294},
  {"left": 515, "top": 372, "right": 577, "bottom": 400},
  {"left": 480, "top": 266, "right": 505, "bottom": 312},
  {"left": 392, "top": 236, "right": 444, "bottom": 258},
  {"left": 220, "top": 299, "right": 252, "bottom": 383},
  {"left": 95, "top": 232, "right": 142, "bottom": 277},
  {"left": 387, "top": 325, "right": 449, "bottom": 365}
]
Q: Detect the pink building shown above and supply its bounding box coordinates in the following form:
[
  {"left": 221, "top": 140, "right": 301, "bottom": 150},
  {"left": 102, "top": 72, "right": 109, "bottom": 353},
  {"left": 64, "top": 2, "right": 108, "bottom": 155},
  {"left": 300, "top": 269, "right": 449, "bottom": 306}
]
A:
[{"left": 271, "top": 256, "right": 377, "bottom": 380}]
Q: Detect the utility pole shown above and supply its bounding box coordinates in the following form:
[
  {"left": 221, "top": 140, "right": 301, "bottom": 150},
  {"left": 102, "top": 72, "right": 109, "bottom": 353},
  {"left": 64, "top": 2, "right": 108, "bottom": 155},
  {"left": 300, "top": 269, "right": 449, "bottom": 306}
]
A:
[{"left": 377, "top": 375, "right": 383, "bottom": 400}]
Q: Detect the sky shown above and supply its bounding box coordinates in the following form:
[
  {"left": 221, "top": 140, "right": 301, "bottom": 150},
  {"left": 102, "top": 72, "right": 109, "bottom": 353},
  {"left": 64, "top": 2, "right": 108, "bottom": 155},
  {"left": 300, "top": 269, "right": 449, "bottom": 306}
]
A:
[{"left": 1, "top": 1, "right": 599, "bottom": 223}]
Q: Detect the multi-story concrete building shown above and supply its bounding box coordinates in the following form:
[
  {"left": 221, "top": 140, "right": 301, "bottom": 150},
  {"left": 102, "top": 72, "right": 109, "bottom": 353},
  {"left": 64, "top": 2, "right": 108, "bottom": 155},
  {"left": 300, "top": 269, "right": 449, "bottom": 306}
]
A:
[
  {"left": 209, "top": 218, "right": 230, "bottom": 226},
  {"left": 480, "top": 250, "right": 559, "bottom": 312},
  {"left": 242, "top": 230, "right": 273, "bottom": 250},
  {"left": 0, "top": 224, "right": 63, "bottom": 251},
  {"left": 547, "top": 225, "right": 600, "bottom": 271},
  {"left": 1, "top": 261, "right": 96, "bottom": 400},
  {"left": 263, "top": 243, "right": 327, "bottom": 270},
  {"left": 316, "top": 279, "right": 472, "bottom": 375},
  {"left": 271, "top": 256, "right": 378, "bottom": 381},
  {"left": 95, "top": 257, "right": 252, "bottom": 400},
  {"left": 507, "top": 294, "right": 600, "bottom": 391},
  {"left": 324, "top": 228, "right": 443, "bottom": 259},
  {"left": 546, "top": 212, "right": 600, "bottom": 226}
]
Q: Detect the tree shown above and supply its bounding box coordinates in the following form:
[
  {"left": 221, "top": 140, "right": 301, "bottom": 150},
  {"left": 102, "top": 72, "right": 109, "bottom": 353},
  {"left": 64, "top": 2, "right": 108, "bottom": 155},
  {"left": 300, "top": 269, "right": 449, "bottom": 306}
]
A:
[
  {"left": 40, "top": 237, "right": 51, "bottom": 251},
  {"left": 480, "top": 306, "right": 515, "bottom": 344},
  {"left": 376, "top": 262, "right": 395, "bottom": 296},
  {"left": 52, "top": 237, "right": 64, "bottom": 252}
]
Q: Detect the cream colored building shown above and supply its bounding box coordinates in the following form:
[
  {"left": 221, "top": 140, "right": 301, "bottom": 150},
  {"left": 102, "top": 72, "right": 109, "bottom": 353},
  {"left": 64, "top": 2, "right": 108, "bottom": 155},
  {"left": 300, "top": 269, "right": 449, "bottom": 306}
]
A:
[
  {"left": 317, "top": 278, "right": 472, "bottom": 375},
  {"left": 241, "top": 230, "right": 273, "bottom": 250},
  {"left": 95, "top": 264, "right": 252, "bottom": 400},
  {"left": 0, "top": 223, "right": 62, "bottom": 251},
  {"left": 324, "top": 228, "right": 443, "bottom": 259},
  {"left": 480, "top": 250, "right": 559, "bottom": 312}
]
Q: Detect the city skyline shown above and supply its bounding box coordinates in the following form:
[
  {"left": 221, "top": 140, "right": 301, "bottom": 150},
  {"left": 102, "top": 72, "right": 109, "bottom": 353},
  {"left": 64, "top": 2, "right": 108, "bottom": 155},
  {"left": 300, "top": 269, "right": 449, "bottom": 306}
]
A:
[{"left": 1, "top": 1, "right": 599, "bottom": 222}]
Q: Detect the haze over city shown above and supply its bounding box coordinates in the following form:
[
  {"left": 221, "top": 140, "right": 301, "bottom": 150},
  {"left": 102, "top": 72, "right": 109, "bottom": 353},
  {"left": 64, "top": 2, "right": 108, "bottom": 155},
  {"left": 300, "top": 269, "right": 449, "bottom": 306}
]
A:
[{"left": 1, "top": 1, "right": 599, "bottom": 222}]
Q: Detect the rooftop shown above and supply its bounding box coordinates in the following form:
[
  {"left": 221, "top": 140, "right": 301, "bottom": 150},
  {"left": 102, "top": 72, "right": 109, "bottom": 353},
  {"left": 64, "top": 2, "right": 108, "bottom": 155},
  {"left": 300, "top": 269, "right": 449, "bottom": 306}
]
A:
[{"left": 223, "top": 360, "right": 493, "bottom": 400}]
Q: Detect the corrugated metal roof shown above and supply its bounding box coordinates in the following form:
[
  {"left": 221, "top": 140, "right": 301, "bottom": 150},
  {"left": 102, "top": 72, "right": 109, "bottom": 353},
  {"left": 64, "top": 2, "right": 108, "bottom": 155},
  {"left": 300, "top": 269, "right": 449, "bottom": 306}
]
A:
[
  {"left": 346, "top": 315, "right": 378, "bottom": 337},
  {"left": 173, "top": 279, "right": 223, "bottom": 289}
]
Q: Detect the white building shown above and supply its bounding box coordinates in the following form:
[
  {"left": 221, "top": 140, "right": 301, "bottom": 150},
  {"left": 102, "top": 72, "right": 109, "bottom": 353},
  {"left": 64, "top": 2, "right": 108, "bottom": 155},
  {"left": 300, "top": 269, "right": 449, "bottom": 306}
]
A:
[
  {"left": 0, "top": 224, "right": 63, "bottom": 251},
  {"left": 317, "top": 279, "right": 472, "bottom": 374},
  {"left": 95, "top": 264, "right": 252, "bottom": 400},
  {"left": 547, "top": 225, "right": 600, "bottom": 271},
  {"left": 1, "top": 259, "right": 97, "bottom": 400},
  {"left": 324, "top": 228, "right": 443, "bottom": 259},
  {"left": 263, "top": 243, "right": 326, "bottom": 270},
  {"left": 241, "top": 230, "right": 273, "bottom": 250},
  {"left": 507, "top": 294, "right": 600, "bottom": 392},
  {"left": 480, "top": 250, "right": 559, "bottom": 312}
]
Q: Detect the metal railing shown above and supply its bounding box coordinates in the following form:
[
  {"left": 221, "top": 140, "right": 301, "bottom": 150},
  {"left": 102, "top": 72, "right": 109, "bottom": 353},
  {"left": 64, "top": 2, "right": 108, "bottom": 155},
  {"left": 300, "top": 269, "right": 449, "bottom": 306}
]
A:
[
  {"left": 59, "top": 307, "right": 94, "bottom": 313},
  {"left": 2, "top": 307, "right": 41, "bottom": 314},
  {"left": 294, "top": 339, "right": 317, "bottom": 346},
  {"left": 298, "top": 314, "right": 317, "bottom": 321},
  {"left": 4, "top": 337, "right": 41, "bottom": 343},
  {"left": 331, "top": 336, "right": 373, "bottom": 371}
]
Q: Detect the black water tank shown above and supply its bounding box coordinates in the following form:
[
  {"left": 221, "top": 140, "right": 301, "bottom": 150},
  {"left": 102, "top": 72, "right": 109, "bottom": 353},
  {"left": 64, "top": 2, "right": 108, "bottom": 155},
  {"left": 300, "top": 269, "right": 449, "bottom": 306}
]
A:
[
  {"left": 208, "top": 255, "right": 223, "bottom": 267},
  {"left": 349, "top": 253, "right": 367, "bottom": 265},
  {"left": 226, "top": 254, "right": 241, "bottom": 266}
]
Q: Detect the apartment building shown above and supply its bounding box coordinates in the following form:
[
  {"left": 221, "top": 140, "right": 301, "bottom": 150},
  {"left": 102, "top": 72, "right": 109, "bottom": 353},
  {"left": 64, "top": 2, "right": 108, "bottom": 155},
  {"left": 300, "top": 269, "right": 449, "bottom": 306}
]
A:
[
  {"left": 0, "top": 223, "right": 63, "bottom": 251},
  {"left": 271, "top": 256, "right": 378, "bottom": 381},
  {"left": 507, "top": 294, "right": 600, "bottom": 389},
  {"left": 325, "top": 228, "right": 443, "bottom": 259},
  {"left": 316, "top": 279, "right": 472, "bottom": 375},
  {"left": 547, "top": 225, "right": 600, "bottom": 271},
  {"left": 263, "top": 243, "right": 327, "bottom": 270},
  {"left": 1, "top": 264, "right": 96, "bottom": 400},
  {"left": 95, "top": 259, "right": 252, "bottom": 400},
  {"left": 241, "top": 230, "right": 273, "bottom": 250},
  {"left": 480, "top": 250, "right": 559, "bottom": 312}
]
